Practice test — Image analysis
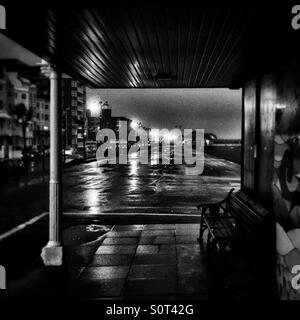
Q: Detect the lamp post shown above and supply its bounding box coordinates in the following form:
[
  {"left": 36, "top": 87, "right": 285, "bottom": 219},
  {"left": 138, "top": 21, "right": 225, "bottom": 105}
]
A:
[{"left": 40, "top": 63, "right": 63, "bottom": 266}]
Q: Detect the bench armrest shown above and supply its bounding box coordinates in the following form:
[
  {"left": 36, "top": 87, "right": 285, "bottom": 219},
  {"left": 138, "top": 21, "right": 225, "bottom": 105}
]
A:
[
  {"left": 197, "top": 202, "right": 221, "bottom": 210},
  {"left": 196, "top": 188, "right": 235, "bottom": 213},
  {"left": 197, "top": 203, "right": 224, "bottom": 216}
]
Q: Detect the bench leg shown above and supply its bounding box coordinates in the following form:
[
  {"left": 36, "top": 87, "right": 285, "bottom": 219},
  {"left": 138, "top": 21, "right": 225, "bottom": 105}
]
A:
[
  {"left": 206, "top": 232, "right": 212, "bottom": 256},
  {"left": 198, "top": 212, "right": 205, "bottom": 243}
]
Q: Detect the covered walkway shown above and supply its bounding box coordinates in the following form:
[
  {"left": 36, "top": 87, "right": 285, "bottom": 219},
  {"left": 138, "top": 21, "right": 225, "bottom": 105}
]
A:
[
  {"left": 2, "top": 223, "right": 258, "bottom": 300},
  {"left": 70, "top": 223, "right": 211, "bottom": 300},
  {"left": 1, "top": 1, "right": 300, "bottom": 299}
]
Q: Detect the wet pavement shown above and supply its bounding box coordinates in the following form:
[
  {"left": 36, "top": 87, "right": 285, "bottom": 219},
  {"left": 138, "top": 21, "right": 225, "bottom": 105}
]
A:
[
  {"left": 0, "top": 153, "right": 240, "bottom": 233},
  {"left": 2, "top": 223, "right": 216, "bottom": 300},
  {"left": 64, "top": 153, "right": 240, "bottom": 215},
  {"left": 69, "top": 223, "right": 214, "bottom": 300},
  {"left": 0, "top": 153, "right": 240, "bottom": 297},
  {"left": 1, "top": 222, "right": 259, "bottom": 300}
]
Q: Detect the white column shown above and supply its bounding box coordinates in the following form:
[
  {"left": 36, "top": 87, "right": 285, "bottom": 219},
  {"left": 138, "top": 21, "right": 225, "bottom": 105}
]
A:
[{"left": 41, "top": 69, "right": 63, "bottom": 266}]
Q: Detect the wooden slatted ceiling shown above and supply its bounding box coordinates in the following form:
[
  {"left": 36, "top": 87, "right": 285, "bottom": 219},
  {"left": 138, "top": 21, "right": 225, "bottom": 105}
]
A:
[
  {"left": 57, "top": 4, "right": 256, "bottom": 88},
  {"left": 3, "top": 2, "right": 289, "bottom": 89}
]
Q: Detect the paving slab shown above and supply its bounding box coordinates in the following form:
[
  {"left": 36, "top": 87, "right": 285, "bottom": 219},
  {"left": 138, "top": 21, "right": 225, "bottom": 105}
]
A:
[
  {"left": 102, "top": 237, "right": 139, "bottom": 245},
  {"left": 139, "top": 235, "right": 176, "bottom": 245},
  {"left": 96, "top": 245, "right": 137, "bottom": 255},
  {"left": 177, "top": 276, "right": 213, "bottom": 296},
  {"left": 176, "top": 235, "right": 199, "bottom": 244},
  {"left": 141, "top": 230, "right": 175, "bottom": 237},
  {"left": 176, "top": 244, "right": 202, "bottom": 254},
  {"left": 73, "top": 223, "right": 214, "bottom": 300},
  {"left": 107, "top": 230, "right": 142, "bottom": 238},
  {"left": 113, "top": 225, "right": 144, "bottom": 231},
  {"left": 89, "top": 254, "right": 134, "bottom": 267},
  {"left": 175, "top": 224, "right": 200, "bottom": 235},
  {"left": 129, "top": 264, "right": 176, "bottom": 280},
  {"left": 136, "top": 244, "right": 159, "bottom": 254},
  {"left": 73, "top": 279, "right": 125, "bottom": 299},
  {"left": 143, "top": 224, "right": 175, "bottom": 230},
  {"left": 81, "top": 266, "right": 130, "bottom": 280},
  {"left": 136, "top": 244, "right": 176, "bottom": 255},
  {"left": 133, "top": 253, "right": 177, "bottom": 265},
  {"left": 125, "top": 278, "right": 177, "bottom": 296},
  {"left": 177, "top": 263, "right": 209, "bottom": 277}
]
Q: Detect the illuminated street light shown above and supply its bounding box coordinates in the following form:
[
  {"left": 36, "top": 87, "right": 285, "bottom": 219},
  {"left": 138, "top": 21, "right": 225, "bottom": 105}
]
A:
[
  {"left": 163, "top": 132, "right": 177, "bottom": 141},
  {"left": 131, "top": 119, "right": 139, "bottom": 130},
  {"left": 87, "top": 100, "right": 100, "bottom": 116}
]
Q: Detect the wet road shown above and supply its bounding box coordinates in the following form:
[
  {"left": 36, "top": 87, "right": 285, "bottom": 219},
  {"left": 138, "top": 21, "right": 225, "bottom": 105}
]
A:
[
  {"left": 0, "top": 153, "right": 240, "bottom": 233},
  {"left": 64, "top": 152, "right": 240, "bottom": 215}
]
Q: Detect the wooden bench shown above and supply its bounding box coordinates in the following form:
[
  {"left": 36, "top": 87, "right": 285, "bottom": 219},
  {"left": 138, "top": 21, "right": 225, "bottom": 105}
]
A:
[{"left": 197, "top": 189, "right": 267, "bottom": 257}]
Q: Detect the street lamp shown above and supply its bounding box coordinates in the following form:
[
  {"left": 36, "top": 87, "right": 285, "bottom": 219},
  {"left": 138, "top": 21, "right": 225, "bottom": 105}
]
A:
[
  {"left": 87, "top": 100, "right": 101, "bottom": 117},
  {"left": 130, "top": 119, "right": 139, "bottom": 130},
  {"left": 163, "top": 132, "right": 177, "bottom": 141}
]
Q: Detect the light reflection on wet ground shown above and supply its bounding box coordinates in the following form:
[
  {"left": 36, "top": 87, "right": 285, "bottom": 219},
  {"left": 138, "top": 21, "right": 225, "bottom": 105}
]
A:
[
  {"left": 63, "top": 153, "right": 240, "bottom": 215},
  {"left": 0, "top": 153, "right": 240, "bottom": 232}
]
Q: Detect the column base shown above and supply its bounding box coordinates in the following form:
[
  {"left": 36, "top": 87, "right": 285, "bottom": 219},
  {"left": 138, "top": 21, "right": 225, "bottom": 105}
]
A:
[{"left": 41, "top": 243, "right": 63, "bottom": 266}]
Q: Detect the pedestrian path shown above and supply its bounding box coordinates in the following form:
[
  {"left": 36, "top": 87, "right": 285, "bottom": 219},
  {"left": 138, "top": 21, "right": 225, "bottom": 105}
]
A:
[{"left": 70, "top": 223, "right": 215, "bottom": 300}]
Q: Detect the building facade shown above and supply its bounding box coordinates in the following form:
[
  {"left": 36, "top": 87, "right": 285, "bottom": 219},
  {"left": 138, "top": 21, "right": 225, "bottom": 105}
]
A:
[
  {"left": 62, "top": 77, "right": 86, "bottom": 153},
  {"left": 35, "top": 75, "right": 87, "bottom": 153},
  {"left": 34, "top": 98, "right": 50, "bottom": 149},
  {"left": 0, "top": 60, "right": 87, "bottom": 158},
  {"left": 0, "top": 64, "right": 36, "bottom": 159}
]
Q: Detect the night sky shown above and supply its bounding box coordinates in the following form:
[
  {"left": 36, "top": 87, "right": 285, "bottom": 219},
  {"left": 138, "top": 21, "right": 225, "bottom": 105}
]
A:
[
  {"left": 0, "top": 33, "right": 242, "bottom": 139},
  {"left": 87, "top": 88, "right": 242, "bottom": 139}
]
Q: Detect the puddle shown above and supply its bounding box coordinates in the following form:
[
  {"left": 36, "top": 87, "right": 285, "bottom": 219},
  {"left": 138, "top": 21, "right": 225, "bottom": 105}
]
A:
[{"left": 63, "top": 224, "right": 110, "bottom": 246}]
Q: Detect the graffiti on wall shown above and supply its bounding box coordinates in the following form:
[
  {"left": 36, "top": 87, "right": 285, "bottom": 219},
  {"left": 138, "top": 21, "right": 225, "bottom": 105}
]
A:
[{"left": 273, "top": 82, "right": 300, "bottom": 299}]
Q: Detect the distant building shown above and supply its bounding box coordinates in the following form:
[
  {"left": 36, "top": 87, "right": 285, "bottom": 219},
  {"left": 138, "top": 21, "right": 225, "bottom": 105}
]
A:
[
  {"left": 34, "top": 98, "right": 50, "bottom": 149},
  {"left": 99, "top": 101, "right": 113, "bottom": 130},
  {"left": 62, "top": 77, "right": 86, "bottom": 152},
  {"left": 86, "top": 109, "right": 99, "bottom": 141},
  {"left": 87, "top": 100, "right": 132, "bottom": 144},
  {"left": 35, "top": 75, "right": 87, "bottom": 152},
  {"left": 97, "top": 101, "right": 132, "bottom": 139},
  {"left": 0, "top": 63, "right": 36, "bottom": 159},
  {"left": 0, "top": 59, "right": 87, "bottom": 158}
]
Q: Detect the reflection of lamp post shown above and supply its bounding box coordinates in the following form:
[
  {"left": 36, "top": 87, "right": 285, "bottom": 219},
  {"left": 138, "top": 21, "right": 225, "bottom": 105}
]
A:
[
  {"left": 62, "top": 108, "right": 70, "bottom": 165},
  {"left": 83, "top": 131, "right": 87, "bottom": 160}
]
